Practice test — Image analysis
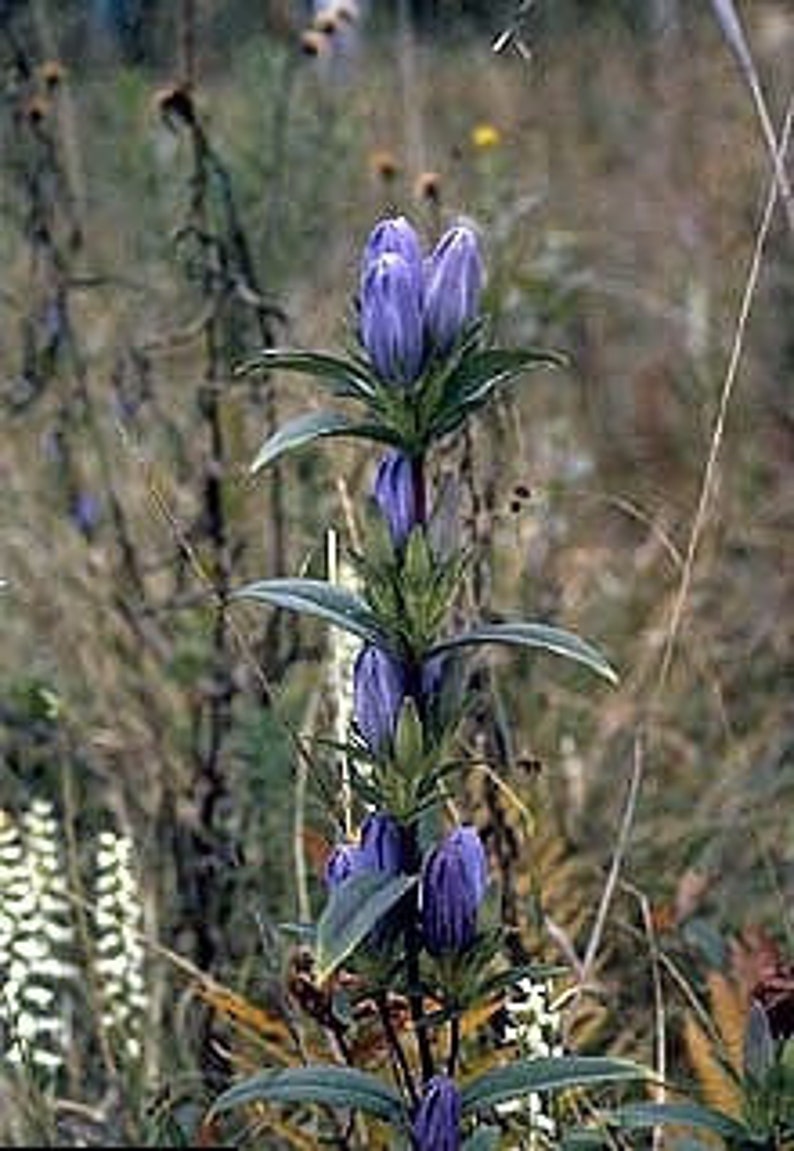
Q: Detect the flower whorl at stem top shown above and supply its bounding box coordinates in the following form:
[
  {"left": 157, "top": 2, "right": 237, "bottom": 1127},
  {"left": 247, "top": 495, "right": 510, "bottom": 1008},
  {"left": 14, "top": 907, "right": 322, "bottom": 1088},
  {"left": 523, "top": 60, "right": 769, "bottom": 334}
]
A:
[
  {"left": 359, "top": 215, "right": 483, "bottom": 385},
  {"left": 412, "top": 1075, "right": 462, "bottom": 1151},
  {"left": 373, "top": 450, "right": 419, "bottom": 550},
  {"left": 421, "top": 825, "right": 488, "bottom": 956}
]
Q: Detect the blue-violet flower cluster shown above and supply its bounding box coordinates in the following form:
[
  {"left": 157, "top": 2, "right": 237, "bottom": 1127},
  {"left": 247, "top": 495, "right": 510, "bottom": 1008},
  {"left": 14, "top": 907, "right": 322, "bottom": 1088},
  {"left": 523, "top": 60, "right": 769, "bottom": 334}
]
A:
[{"left": 359, "top": 215, "right": 483, "bottom": 387}]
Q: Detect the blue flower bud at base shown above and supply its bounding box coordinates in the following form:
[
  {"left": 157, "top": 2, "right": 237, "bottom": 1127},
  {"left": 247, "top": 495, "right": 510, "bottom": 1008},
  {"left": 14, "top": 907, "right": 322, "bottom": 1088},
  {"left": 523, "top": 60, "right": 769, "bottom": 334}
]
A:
[{"left": 412, "top": 1075, "right": 461, "bottom": 1151}]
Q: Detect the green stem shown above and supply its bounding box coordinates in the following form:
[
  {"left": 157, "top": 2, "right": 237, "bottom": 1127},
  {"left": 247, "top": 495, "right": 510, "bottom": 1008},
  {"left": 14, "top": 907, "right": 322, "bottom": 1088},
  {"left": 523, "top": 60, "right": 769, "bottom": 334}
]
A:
[
  {"left": 447, "top": 1012, "right": 460, "bottom": 1078},
  {"left": 404, "top": 823, "right": 435, "bottom": 1085},
  {"left": 411, "top": 452, "right": 427, "bottom": 527},
  {"left": 376, "top": 992, "right": 418, "bottom": 1108}
]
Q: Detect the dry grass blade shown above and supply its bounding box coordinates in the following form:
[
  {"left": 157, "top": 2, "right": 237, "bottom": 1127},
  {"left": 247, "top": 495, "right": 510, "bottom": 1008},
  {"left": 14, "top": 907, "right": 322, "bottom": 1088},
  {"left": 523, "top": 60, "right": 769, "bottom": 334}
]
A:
[
  {"left": 709, "top": 0, "right": 794, "bottom": 234},
  {"left": 656, "top": 92, "right": 794, "bottom": 695}
]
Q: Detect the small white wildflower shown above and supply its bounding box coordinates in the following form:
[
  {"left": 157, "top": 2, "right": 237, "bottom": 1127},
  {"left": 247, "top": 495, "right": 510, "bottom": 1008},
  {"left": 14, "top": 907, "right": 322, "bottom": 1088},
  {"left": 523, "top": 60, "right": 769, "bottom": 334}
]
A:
[
  {"left": 93, "top": 829, "right": 147, "bottom": 1068},
  {"left": 496, "top": 976, "right": 564, "bottom": 1148},
  {"left": 0, "top": 800, "right": 76, "bottom": 1079}
]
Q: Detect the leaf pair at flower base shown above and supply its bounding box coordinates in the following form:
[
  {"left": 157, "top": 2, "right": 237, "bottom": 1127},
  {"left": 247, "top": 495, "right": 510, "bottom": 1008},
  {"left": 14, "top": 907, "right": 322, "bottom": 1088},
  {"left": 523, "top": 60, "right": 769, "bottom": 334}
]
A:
[
  {"left": 209, "top": 1057, "right": 648, "bottom": 1135},
  {"left": 242, "top": 341, "right": 567, "bottom": 473},
  {"left": 232, "top": 576, "right": 618, "bottom": 684}
]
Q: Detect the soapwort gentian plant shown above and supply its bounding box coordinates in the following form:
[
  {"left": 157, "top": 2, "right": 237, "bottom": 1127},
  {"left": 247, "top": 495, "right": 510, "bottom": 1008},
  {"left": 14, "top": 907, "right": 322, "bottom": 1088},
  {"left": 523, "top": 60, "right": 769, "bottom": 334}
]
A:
[{"left": 210, "top": 217, "right": 648, "bottom": 1146}]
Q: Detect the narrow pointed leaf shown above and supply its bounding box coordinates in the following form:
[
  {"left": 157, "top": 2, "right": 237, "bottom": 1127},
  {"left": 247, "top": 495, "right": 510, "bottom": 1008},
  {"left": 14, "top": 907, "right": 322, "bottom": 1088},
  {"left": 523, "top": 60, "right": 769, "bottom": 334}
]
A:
[
  {"left": 462, "top": 1127, "right": 502, "bottom": 1151},
  {"left": 250, "top": 410, "right": 401, "bottom": 473},
  {"left": 461, "top": 1056, "right": 646, "bottom": 1115},
  {"left": 449, "top": 347, "right": 567, "bottom": 406},
  {"left": 232, "top": 578, "right": 394, "bottom": 649},
  {"left": 210, "top": 1064, "right": 406, "bottom": 1125},
  {"left": 237, "top": 348, "right": 377, "bottom": 400},
  {"left": 315, "top": 870, "right": 417, "bottom": 983},
  {"left": 608, "top": 1102, "right": 759, "bottom": 1143},
  {"left": 429, "top": 347, "right": 567, "bottom": 438},
  {"left": 429, "top": 622, "right": 618, "bottom": 685}
]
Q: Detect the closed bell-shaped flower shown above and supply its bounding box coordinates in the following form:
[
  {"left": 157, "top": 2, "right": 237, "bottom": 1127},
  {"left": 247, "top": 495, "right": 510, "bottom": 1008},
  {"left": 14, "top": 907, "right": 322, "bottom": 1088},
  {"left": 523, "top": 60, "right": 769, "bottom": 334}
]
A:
[
  {"left": 353, "top": 645, "right": 407, "bottom": 757},
  {"left": 424, "top": 223, "right": 483, "bottom": 355},
  {"left": 412, "top": 1075, "right": 462, "bottom": 1151},
  {"left": 373, "top": 449, "right": 419, "bottom": 550},
  {"left": 360, "top": 253, "right": 424, "bottom": 386},
  {"left": 361, "top": 215, "right": 424, "bottom": 293},
  {"left": 421, "top": 825, "right": 488, "bottom": 956}
]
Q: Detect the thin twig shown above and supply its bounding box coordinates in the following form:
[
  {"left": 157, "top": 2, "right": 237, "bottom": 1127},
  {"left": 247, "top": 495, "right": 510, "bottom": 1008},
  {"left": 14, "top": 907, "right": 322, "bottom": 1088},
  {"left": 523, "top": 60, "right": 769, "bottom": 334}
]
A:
[
  {"left": 566, "top": 733, "right": 644, "bottom": 1033},
  {"left": 376, "top": 992, "right": 418, "bottom": 1108},
  {"left": 709, "top": 0, "right": 794, "bottom": 234},
  {"left": 623, "top": 882, "right": 667, "bottom": 1151}
]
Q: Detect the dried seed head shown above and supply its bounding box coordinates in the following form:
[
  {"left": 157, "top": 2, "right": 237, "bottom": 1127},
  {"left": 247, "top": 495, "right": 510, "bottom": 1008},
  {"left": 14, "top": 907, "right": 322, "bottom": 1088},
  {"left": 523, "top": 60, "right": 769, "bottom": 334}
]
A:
[
  {"left": 334, "top": 0, "right": 359, "bottom": 23},
  {"left": 154, "top": 84, "right": 195, "bottom": 128},
  {"left": 370, "top": 149, "right": 400, "bottom": 182},
  {"left": 300, "top": 29, "right": 331, "bottom": 57},
  {"left": 313, "top": 10, "right": 339, "bottom": 34},
  {"left": 25, "top": 96, "right": 49, "bottom": 124},
  {"left": 414, "top": 170, "right": 442, "bottom": 204},
  {"left": 40, "top": 60, "right": 66, "bottom": 89}
]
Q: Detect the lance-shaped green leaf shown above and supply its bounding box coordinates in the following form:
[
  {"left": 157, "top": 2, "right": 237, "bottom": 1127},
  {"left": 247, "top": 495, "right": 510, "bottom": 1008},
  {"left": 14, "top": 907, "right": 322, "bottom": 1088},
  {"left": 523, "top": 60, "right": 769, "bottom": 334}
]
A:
[
  {"left": 607, "top": 1102, "right": 760, "bottom": 1144},
  {"left": 428, "top": 622, "right": 618, "bottom": 685},
  {"left": 460, "top": 1056, "right": 646, "bottom": 1115},
  {"left": 250, "top": 410, "right": 402, "bottom": 474},
  {"left": 462, "top": 1127, "right": 502, "bottom": 1151},
  {"left": 237, "top": 348, "right": 377, "bottom": 401},
  {"left": 231, "top": 578, "right": 395, "bottom": 650},
  {"left": 428, "top": 347, "right": 567, "bottom": 438},
  {"left": 210, "top": 1064, "right": 407, "bottom": 1125},
  {"left": 315, "top": 870, "right": 417, "bottom": 983}
]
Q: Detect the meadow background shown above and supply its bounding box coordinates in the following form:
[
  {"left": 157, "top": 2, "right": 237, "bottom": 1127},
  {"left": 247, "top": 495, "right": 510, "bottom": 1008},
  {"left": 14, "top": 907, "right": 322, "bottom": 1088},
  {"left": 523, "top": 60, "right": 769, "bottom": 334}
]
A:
[{"left": 0, "top": 0, "right": 791, "bottom": 1143}]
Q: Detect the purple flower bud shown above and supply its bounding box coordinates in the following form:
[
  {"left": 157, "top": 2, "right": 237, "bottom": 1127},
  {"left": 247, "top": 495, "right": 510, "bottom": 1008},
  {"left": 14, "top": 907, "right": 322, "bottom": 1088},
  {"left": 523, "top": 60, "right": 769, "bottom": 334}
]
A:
[
  {"left": 353, "top": 645, "right": 407, "bottom": 756},
  {"left": 373, "top": 450, "right": 419, "bottom": 549},
  {"left": 421, "top": 825, "right": 488, "bottom": 956},
  {"left": 412, "top": 1075, "right": 461, "bottom": 1151},
  {"left": 324, "top": 842, "right": 366, "bottom": 889},
  {"left": 361, "top": 253, "right": 425, "bottom": 386},
  {"left": 421, "top": 653, "right": 447, "bottom": 701},
  {"left": 362, "top": 216, "right": 424, "bottom": 288},
  {"left": 71, "top": 491, "right": 101, "bottom": 539},
  {"left": 424, "top": 224, "right": 483, "bottom": 354},
  {"left": 360, "top": 812, "right": 405, "bottom": 875}
]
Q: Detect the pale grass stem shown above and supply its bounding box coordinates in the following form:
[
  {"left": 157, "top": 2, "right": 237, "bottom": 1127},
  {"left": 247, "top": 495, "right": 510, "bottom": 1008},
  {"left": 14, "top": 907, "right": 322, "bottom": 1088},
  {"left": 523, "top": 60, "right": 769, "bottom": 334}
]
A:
[{"left": 656, "top": 94, "right": 794, "bottom": 696}]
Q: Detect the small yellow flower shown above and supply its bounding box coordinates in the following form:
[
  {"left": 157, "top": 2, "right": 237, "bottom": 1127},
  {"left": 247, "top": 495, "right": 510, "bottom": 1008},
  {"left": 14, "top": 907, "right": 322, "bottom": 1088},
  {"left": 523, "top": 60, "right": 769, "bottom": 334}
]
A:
[{"left": 471, "top": 122, "right": 502, "bottom": 150}]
